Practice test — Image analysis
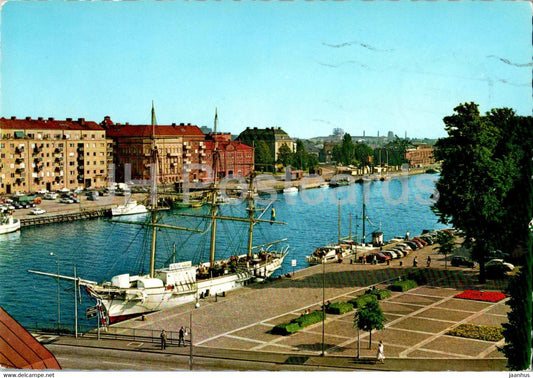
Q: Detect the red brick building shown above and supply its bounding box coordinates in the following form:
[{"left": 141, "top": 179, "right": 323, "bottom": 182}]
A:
[
  {"left": 104, "top": 119, "right": 207, "bottom": 184},
  {"left": 204, "top": 139, "right": 254, "bottom": 180},
  {"left": 405, "top": 143, "right": 435, "bottom": 167}
]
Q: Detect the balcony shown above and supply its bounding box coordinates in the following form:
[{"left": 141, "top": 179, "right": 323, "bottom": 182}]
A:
[
  {"left": 16, "top": 168, "right": 25, "bottom": 174},
  {"left": 15, "top": 146, "right": 24, "bottom": 154},
  {"left": 15, "top": 158, "right": 24, "bottom": 164}
]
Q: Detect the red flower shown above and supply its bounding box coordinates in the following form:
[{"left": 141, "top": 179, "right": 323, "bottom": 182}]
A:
[{"left": 454, "top": 290, "right": 506, "bottom": 302}]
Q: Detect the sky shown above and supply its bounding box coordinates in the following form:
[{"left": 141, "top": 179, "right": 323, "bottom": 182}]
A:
[{"left": 0, "top": 1, "right": 531, "bottom": 140}]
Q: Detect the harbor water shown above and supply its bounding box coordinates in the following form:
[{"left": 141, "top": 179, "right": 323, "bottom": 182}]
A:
[{"left": 0, "top": 173, "right": 444, "bottom": 330}]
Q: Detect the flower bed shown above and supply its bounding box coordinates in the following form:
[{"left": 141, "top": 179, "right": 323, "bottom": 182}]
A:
[
  {"left": 454, "top": 290, "right": 506, "bottom": 302},
  {"left": 446, "top": 324, "right": 504, "bottom": 342}
]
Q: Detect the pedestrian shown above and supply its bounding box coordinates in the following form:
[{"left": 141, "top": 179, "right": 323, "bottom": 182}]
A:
[
  {"left": 178, "top": 326, "right": 185, "bottom": 347},
  {"left": 413, "top": 256, "right": 418, "bottom": 267},
  {"left": 426, "top": 256, "right": 431, "bottom": 268},
  {"left": 376, "top": 340, "right": 385, "bottom": 363},
  {"left": 160, "top": 329, "right": 167, "bottom": 350}
]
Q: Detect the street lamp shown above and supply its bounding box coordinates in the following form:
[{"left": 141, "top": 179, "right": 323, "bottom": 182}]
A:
[
  {"left": 50, "top": 252, "right": 60, "bottom": 333},
  {"left": 49, "top": 253, "right": 78, "bottom": 338},
  {"left": 320, "top": 258, "right": 325, "bottom": 357}
]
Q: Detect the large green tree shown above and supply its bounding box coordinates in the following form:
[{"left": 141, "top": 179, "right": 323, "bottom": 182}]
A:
[
  {"left": 433, "top": 103, "right": 532, "bottom": 370},
  {"left": 432, "top": 102, "right": 522, "bottom": 282},
  {"left": 276, "top": 143, "right": 293, "bottom": 167},
  {"left": 354, "top": 298, "right": 386, "bottom": 348}
]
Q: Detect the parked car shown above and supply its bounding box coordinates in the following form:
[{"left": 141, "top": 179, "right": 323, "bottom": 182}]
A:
[
  {"left": 451, "top": 256, "right": 475, "bottom": 268},
  {"left": 487, "top": 250, "right": 510, "bottom": 260},
  {"left": 485, "top": 259, "right": 514, "bottom": 272},
  {"left": 365, "top": 252, "right": 391, "bottom": 264},
  {"left": 59, "top": 197, "right": 74, "bottom": 204},
  {"left": 382, "top": 251, "right": 399, "bottom": 259},
  {"left": 405, "top": 241, "right": 419, "bottom": 250},
  {"left": 30, "top": 207, "right": 46, "bottom": 215}
]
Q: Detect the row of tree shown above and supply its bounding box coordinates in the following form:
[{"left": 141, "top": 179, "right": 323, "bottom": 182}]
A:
[
  {"left": 432, "top": 102, "right": 532, "bottom": 370},
  {"left": 332, "top": 133, "right": 409, "bottom": 167}
]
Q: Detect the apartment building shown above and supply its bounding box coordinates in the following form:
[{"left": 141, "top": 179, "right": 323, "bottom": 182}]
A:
[
  {"left": 0, "top": 117, "right": 108, "bottom": 194},
  {"left": 204, "top": 136, "right": 254, "bottom": 180},
  {"left": 405, "top": 143, "right": 435, "bottom": 167},
  {"left": 104, "top": 119, "right": 207, "bottom": 184}
]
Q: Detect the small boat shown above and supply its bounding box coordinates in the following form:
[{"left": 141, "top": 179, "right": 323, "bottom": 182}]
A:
[
  {"left": 320, "top": 183, "right": 329, "bottom": 189},
  {"left": 283, "top": 187, "right": 298, "bottom": 194},
  {"left": 329, "top": 178, "right": 351, "bottom": 187},
  {"left": 306, "top": 242, "right": 356, "bottom": 265},
  {"left": 111, "top": 200, "right": 149, "bottom": 217},
  {"left": 172, "top": 199, "right": 205, "bottom": 209},
  {"left": 30, "top": 207, "right": 46, "bottom": 215},
  {"left": 0, "top": 213, "right": 21, "bottom": 235}
]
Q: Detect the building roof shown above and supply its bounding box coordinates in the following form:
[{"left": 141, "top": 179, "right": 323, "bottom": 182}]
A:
[
  {"left": 105, "top": 123, "right": 204, "bottom": 138},
  {"left": 0, "top": 117, "right": 103, "bottom": 131},
  {"left": 204, "top": 140, "right": 254, "bottom": 151},
  {"left": 0, "top": 306, "right": 61, "bottom": 369}
]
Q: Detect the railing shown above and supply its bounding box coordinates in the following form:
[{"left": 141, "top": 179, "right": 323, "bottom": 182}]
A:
[{"left": 28, "top": 321, "right": 189, "bottom": 345}]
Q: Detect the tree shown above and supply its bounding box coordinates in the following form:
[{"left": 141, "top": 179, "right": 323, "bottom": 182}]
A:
[
  {"left": 354, "top": 298, "right": 386, "bottom": 349},
  {"left": 276, "top": 143, "right": 293, "bottom": 167},
  {"left": 432, "top": 102, "right": 522, "bottom": 283},
  {"left": 433, "top": 231, "right": 456, "bottom": 269},
  {"left": 255, "top": 140, "right": 274, "bottom": 172},
  {"left": 384, "top": 137, "right": 409, "bottom": 166},
  {"left": 292, "top": 140, "right": 308, "bottom": 170}
]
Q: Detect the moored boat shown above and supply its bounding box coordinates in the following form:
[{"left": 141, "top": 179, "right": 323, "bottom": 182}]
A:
[
  {"left": 111, "top": 200, "right": 149, "bottom": 217},
  {"left": 0, "top": 212, "right": 21, "bottom": 234},
  {"left": 283, "top": 186, "right": 298, "bottom": 194}
]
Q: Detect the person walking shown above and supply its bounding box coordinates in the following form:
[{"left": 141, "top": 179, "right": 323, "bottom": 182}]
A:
[
  {"left": 426, "top": 256, "right": 432, "bottom": 268},
  {"left": 160, "top": 329, "right": 167, "bottom": 350},
  {"left": 376, "top": 340, "right": 385, "bottom": 364},
  {"left": 413, "top": 256, "right": 418, "bottom": 267},
  {"left": 178, "top": 326, "right": 185, "bottom": 347}
]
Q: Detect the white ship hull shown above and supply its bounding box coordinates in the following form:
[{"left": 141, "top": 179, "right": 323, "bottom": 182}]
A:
[
  {"left": 0, "top": 216, "right": 21, "bottom": 235},
  {"left": 111, "top": 202, "right": 149, "bottom": 217},
  {"left": 85, "top": 251, "right": 287, "bottom": 323}
]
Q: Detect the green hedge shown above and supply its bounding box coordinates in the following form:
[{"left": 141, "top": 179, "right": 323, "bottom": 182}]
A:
[
  {"left": 272, "top": 322, "right": 301, "bottom": 335},
  {"left": 389, "top": 279, "right": 418, "bottom": 292},
  {"left": 326, "top": 302, "right": 354, "bottom": 315},
  {"left": 446, "top": 324, "right": 504, "bottom": 342},
  {"left": 293, "top": 311, "right": 325, "bottom": 327},
  {"left": 367, "top": 289, "right": 392, "bottom": 300},
  {"left": 348, "top": 294, "right": 377, "bottom": 308}
]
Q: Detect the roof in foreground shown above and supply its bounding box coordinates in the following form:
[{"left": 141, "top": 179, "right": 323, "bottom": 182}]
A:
[{"left": 0, "top": 306, "right": 61, "bottom": 369}]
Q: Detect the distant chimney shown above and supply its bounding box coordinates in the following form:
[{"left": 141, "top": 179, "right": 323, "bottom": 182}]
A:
[
  {"left": 10, "top": 116, "right": 16, "bottom": 120},
  {"left": 187, "top": 123, "right": 191, "bottom": 126},
  {"left": 78, "top": 118, "right": 85, "bottom": 125},
  {"left": 38, "top": 117, "right": 44, "bottom": 121},
  {"left": 125, "top": 122, "right": 129, "bottom": 125},
  {"left": 180, "top": 123, "right": 184, "bottom": 126},
  {"left": 25, "top": 116, "right": 31, "bottom": 121},
  {"left": 48, "top": 117, "right": 55, "bottom": 121},
  {"left": 66, "top": 118, "right": 73, "bottom": 122},
  {"left": 172, "top": 123, "right": 176, "bottom": 127}
]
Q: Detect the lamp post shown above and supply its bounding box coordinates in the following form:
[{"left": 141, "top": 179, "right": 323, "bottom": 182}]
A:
[
  {"left": 320, "top": 258, "right": 325, "bottom": 357},
  {"left": 50, "top": 252, "right": 60, "bottom": 333}
]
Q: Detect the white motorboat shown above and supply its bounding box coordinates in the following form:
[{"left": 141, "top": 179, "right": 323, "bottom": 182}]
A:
[
  {"left": 283, "top": 187, "right": 298, "bottom": 194},
  {"left": 0, "top": 213, "right": 21, "bottom": 234},
  {"left": 111, "top": 200, "right": 148, "bottom": 217}
]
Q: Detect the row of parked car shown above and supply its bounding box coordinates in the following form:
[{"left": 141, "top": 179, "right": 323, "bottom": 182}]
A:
[{"left": 365, "top": 231, "right": 442, "bottom": 264}]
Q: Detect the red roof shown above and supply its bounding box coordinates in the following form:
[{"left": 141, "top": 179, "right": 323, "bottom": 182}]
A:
[
  {"left": 0, "top": 117, "right": 103, "bottom": 131},
  {"left": 105, "top": 124, "right": 204, "bottom": 138},
  {"left": 0, "top": 306, "right": 61, "bottom": 369},
  {"left": 204, "top": 140, "right": 254, "bottom": 151}
]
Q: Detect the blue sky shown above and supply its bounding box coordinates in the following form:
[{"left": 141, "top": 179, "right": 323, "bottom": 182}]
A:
[{"left": 0, "top": 1, "right": 531, "bottom": 139}]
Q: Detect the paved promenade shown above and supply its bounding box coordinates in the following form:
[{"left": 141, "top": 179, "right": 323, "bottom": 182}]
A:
[{"left": 47, "top": 246, "right": 510, "bottom": 371}]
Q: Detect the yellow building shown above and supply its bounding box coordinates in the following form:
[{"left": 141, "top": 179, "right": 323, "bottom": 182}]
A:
[{"left": 0, "top": 117, "right": 108, "bottom": 194}]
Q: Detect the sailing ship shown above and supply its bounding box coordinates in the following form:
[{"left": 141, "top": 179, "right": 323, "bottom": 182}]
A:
[
  {"left": 0, "top": 212, "right": 21, "bottom": 235},
  {"left": 29, "top": 106, "right": 288, "bottom": 324}
]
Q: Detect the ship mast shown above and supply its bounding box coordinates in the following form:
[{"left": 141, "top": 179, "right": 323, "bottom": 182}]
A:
[
  {"left": 246, "top": 171, "right": 256, "bottom": 258},
  {"left": 149, "top": 101, "right": 158, "bottom": 277},
  {"left": 208, "top": 108, "right": 220, "bottom": 268}
]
